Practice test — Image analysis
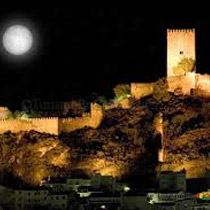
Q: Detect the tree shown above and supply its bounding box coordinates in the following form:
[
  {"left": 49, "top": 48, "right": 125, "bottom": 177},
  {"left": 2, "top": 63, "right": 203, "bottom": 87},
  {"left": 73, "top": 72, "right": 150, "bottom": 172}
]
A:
[
  {"left": 172, "top": 57, "right": 195, "bottom": 75},
  {"left": 6, "top": 110, "right": 13, "bottom": 119},
  {"left": 153, "top": 78, "right": 171, "bottom": 102},
  {"left": 113, "top": 84, "right": 130, "bottom": 101}
]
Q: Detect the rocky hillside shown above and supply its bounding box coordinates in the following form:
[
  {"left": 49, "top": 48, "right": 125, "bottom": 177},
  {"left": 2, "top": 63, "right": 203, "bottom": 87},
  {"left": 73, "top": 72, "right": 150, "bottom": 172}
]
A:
[
  {"left": 1, "top": 79, "right": 210, "bottom": 186},
  {"left": 0, "top": 99, "right": 159, "bottom": 186}
]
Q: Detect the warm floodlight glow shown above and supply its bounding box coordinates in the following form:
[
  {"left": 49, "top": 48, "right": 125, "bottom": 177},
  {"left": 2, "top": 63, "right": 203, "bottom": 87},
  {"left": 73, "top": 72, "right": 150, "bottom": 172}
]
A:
[{"left": 3, "top": 25, "right": 33, "bottom": 55}]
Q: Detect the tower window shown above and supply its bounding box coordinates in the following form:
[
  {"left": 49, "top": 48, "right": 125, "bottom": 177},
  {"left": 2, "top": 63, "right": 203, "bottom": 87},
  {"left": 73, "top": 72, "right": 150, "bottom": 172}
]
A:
[{"left": 180, "top": 51, "right": 184, "bottom": 55}]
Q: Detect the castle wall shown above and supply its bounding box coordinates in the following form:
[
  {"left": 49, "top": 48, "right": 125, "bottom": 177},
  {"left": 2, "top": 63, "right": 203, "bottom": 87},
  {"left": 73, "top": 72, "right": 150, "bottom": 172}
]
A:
[
  {"left": 0, "top": 118, "right": 59, "bottom": 135},
  {"left": 119, "top": 98, "right": 131, "bottom": 109},
  {"left": 167, "top": 29, "right": 196, "bottom": 77},
  {"left": 0, "top": 116, "right": 93, "bottom": 135},
  {"left": 0, "top": 104, "right": 104, "bottom": 135},
  {"left": 167, "top": 72, "right": 196, "bottom": 95},
  {"left": 196, "top": 74, "right": 210, "bottom": 92},
  {"left": 31, "top": 118, "right": 59, "bottom": 134},
  {"left": 89, "top": 103, "right": 104, "bottom": 128},
  {"left": 131, "top": 83, "right": 155, "bottom": 99},
  {"left": 59, "top": 103, "right": 104, "bottom": 133},
  {"left": 59, "top": 116, "right": 91, "bottom": 133},
  {"left": 167, "top": 72, "right": 210, "bottom": 96}
]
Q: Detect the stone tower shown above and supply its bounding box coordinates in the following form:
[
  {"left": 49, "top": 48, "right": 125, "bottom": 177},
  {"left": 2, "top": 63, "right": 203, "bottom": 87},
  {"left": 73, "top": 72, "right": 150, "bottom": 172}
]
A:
[{"left": 167, "top": 29, "right": 196, "bottom": 77}]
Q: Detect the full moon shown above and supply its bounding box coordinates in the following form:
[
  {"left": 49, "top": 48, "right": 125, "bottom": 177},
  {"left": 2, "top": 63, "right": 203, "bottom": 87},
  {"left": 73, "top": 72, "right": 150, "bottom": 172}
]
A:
[{"left": 2, "top": 25, "right": 33, "bottom": 55}]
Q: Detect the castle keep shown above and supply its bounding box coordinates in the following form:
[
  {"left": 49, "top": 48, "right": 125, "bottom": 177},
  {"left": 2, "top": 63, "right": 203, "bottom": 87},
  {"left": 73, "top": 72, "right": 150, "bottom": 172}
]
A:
[
  {"left": 131, "top": 28, "right": 210, "bottom": 99},
  {"left": 167, "top": 29, "right": 196, "bottom": 77}
]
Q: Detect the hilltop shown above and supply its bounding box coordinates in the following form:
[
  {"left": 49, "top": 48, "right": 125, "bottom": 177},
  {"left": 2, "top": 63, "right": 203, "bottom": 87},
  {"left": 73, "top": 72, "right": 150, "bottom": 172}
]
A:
[{"left": 1, "top": 78, "right": 210, "bottom": 187}]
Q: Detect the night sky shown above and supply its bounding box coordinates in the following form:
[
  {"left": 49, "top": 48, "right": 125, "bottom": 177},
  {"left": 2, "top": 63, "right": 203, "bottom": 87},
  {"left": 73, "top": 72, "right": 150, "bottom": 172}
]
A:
[{"left": 0, "top": 7, "right": 209, "bottom": 107}]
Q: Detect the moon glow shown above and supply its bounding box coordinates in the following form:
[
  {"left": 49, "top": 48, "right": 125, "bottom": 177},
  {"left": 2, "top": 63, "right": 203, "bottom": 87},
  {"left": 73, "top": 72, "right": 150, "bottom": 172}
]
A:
[{"left": 2, "top": 25, "right": 33, "bottom": 56}]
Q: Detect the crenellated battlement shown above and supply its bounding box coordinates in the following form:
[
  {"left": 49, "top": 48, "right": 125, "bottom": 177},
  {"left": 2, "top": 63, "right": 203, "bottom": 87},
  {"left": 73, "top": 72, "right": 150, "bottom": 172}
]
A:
[
  {"left": 0, "top": 117, "right": 59, "bottom": 135},
  {"left": 82, "top": 113, "right": 91, "bottom": 118},
  {"left": 0, "top": 117, "right": 59, "bottom": 122},
  {"left": 167, "top": 29, "right": 195, "bottom": 33},
  {"left": 0, "top": 103, "right": 104, "bottom": 135}
]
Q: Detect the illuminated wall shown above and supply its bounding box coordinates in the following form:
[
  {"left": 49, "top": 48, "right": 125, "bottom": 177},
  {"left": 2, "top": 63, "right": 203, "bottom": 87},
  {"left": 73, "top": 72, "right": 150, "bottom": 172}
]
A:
[
  {"left": 59, "top": 103, "right": 103, "bottom": 133},
  {"left": 0, "top": 103, "right": 104, "bottom": 135},
  {"left": 167, "top": 29, "right": 196, "bottom": 77},
  {"left": 59, "top": 115, "right": 91, "bottom": 133},
  {"left": 154, "top": 113, "right": 165, "bottom": 162},
  {"left": 167, "top": 72, "right": 196, "bottom": 95},
  {"left": 167, "top": 72, "right": 210, "bottom": 96},
  {"left": 131, "top": 83, "right": 155, "bottom": 99},
  {"left": 196, "top": 74, "right": 210, "bottom": 91},
  {"left": 0, "top": 117, "right": 59, "bottom": 135}
]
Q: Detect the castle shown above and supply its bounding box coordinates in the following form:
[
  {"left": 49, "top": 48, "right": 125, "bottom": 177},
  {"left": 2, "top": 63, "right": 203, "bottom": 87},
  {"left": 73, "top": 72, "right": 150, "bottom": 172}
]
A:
[
  {"left": 131, "top": 29, "right": 210, "bottom": 99},
  {"left": 159, "top": 29, "right": 210, "bottom": 162},
  {"left": 0, "top": 28, "right": 209, "bottom": 137},
  {"left": 131, "top": 28, "right": 210, "bottom": 163}
]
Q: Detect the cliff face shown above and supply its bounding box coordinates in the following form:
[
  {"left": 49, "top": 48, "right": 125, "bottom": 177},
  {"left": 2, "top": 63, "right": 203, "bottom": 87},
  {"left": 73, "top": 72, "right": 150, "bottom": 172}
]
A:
[{"left": 155, "top": 93, "right": 210, "bottom": 178}]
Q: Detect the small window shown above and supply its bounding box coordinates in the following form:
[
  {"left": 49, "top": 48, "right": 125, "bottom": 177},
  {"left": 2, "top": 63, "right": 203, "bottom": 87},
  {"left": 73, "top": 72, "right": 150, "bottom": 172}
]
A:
[{"left": 180, "top": 51, "right": 184, "bottom": 55}]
